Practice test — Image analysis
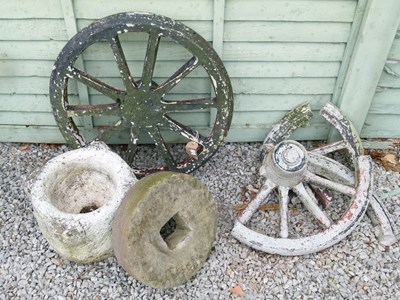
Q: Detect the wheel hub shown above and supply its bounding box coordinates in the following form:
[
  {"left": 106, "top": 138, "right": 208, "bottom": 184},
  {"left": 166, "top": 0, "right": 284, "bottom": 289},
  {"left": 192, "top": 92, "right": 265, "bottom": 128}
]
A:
[
  {"left": 262, "top": 140, "right": 308, "bottom": 188},
  {"left": 122, "top": 82, "right": 165, "bottom": 128},
  {"left": 274, "top": 142, "right": 306, "bottom": 172}
]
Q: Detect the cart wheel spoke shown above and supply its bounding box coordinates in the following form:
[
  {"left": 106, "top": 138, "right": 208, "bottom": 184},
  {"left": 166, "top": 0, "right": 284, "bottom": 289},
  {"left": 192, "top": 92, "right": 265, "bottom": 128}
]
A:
[
  {"left": 278, "top": 186, "right": 290, "bottom": 238},
  {"left": 238, "top": 179, "right": 276, "bottom": 224},
  {"left": 163, "top": 97, "right": 217, "bottom": 112},
  {"left": 310, "top": 140, "right": 348, "bottom": 156},
  {"left": 304, "top": 170, "right": 355, "bottom": 197},
  {"left": 97, "top": 118, "right": 125, "bottom": 142},
  {"left": 109, "top": 35, "right": 137, "bottom": 90},
  {"left": 66, "top": 66, "right": 124, "bottom": 101},
  {"left": 163, "top": 114, "right": 206, "bottom": 143},
  {"left": 156, "top": 56, "right": 200, "bottom": 96},
  {"left": 125, "top": 126, "right": 141, "bottom": 164},
  {"left": 65, "top": 103, "right": 121, "bottom": 117},
  {"left": 148, "top": 127, "right": 176, "bottom": 170},
  {"left": 307, "top": 153, "right": 355, "bottom": 185},
  {"left": 142, "top": 31, "right": 161, "bottom": 88},
  {"left": 293, "top": 183, "right": 331, "bottom": 229}
]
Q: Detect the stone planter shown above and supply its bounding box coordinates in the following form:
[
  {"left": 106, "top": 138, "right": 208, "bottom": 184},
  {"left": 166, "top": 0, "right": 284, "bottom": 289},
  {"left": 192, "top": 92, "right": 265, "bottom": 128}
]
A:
[{"left": 30, "top": 142, "right": 136, "bottom": 263}]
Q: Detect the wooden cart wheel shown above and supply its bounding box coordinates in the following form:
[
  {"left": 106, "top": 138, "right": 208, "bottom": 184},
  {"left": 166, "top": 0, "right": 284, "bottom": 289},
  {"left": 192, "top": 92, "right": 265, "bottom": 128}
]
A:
[
  {"left": 232, "top": 102, "right": 373, "bottom": 255},
  {"left": 50, "top": 12, "right": 233, "bottom": 176}
]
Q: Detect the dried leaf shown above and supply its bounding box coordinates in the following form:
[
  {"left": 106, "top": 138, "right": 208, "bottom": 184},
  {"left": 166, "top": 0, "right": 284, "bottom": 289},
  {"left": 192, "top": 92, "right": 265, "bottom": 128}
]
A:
[
  {"left": 291, "top": 209, "right": 301, "bottom": 216},
  {"left": 381, "top": 153, "right": 400, "bottom": 172},
  {"left": 231, "top": 285, "right": 245, "bottom": 296},
  {"left": 19, "top": 143, "right": 31, "bottom": 151},
  {"left": 258, "top": 203, "right": 280, "bottom": 211},
  {"left": 40, "top": 143, "right": 58, "bottom": 149},
  {"left": 233, "top": 202, "right": 248, "bottom": 212}
]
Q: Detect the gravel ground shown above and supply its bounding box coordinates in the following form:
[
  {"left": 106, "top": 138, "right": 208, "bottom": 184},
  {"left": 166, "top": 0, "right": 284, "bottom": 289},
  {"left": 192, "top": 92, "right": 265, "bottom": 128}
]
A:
[{"left": 1, "top": 142, "right": 399, "bottom": 299}]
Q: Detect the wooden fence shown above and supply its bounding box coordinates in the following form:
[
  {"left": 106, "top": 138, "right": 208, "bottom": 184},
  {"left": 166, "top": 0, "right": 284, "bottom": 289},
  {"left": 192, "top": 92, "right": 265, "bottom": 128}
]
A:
[{"left": 0, "top": 0, "right": 399, "bottom": 144}]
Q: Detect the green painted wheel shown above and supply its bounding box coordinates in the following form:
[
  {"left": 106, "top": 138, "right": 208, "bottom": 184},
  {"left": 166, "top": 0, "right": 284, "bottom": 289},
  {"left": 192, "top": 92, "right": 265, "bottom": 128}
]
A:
[
  {"left": 112, "top": 172, "right": 216, "bottom": 288},
  {"left": 50, "top": 12, "right": 233, "bottom": 176}
]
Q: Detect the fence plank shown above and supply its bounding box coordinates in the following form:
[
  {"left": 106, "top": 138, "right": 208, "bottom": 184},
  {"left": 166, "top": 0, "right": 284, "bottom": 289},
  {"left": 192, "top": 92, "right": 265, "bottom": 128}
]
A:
[
  {"left": 0, "top": 0, "right": 63, "bottom": 18},
  {"left": 0, "top": 19, "right": 68, "bottom": 41},
  {"left": 223, "top": 43, "right": 345, "bottom": 61},
  {"left": 329, "top": 0, "right": 400, "bottom": 140},
  {"left": 73, "top": 0, "right": 214, "bottom": 20},
  {"left": 225, "top": 0, "right": 357, "bottom": 22},
  {"left": 224, "top": 22, "right": 351, "bottom": 43}
]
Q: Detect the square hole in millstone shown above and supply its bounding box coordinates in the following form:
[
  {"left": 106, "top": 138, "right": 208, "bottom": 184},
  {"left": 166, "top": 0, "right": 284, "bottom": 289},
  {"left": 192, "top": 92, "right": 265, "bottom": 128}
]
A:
[{"left": 159, "top": 213, "right": 190, "bottom": 250}]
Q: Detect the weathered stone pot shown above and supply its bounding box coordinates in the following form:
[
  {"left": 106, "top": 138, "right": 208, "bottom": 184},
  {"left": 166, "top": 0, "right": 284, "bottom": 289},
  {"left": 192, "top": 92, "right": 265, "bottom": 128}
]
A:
[{"left": 30, "top": 142, "right": 136, "bottom": 263}]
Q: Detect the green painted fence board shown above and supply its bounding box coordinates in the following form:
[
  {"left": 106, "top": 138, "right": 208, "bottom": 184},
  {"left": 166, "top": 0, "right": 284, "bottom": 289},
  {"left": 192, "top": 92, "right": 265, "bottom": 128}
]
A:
[
  {"left": 361, "top": 114, "right": 400, "bottom": 138},
  {"left": 231, "top": 78, "right": 336, "bottom": 95},
  {"left": 225, "top": 0, "right": 357, "bottom": 22},
  {"left": 0, "top": 95, "right": 52, "bottom": 112},
  {"left": 0, "top": 77, "right": 53, "bottom": 95},
  {"left": 77, "top": 61, "right": 342, "bottom": 78},
  {"left": 223, "top": 43, "right": 345, "bottom": 61},
  {"left": 369, "top": 90, "right": 400, "bottom": 114},
  {"left": 224, "top": 22, "right": 351, "bottom": 43},
  {"left": 0, "top": 0, "right": 63, "bottom": 18},
  {"left": 0, "top": 112, "right": 58, "bottom": 126},
  {"left": 233, "top": 95, "right": 332, "bottom": 111},
  {"left": 0, "top": 60, "right": 341, "bottom": 79},
  {"left": 225, "top": 62, "right": 341, "bottom": 78},
  {"left": 73, "top": 0, "right": 214, "bottom": 20},
  {"left": 0, "top": 19, "right": 68, "bottom": 41},
  {"left": 387, "top": 38, "right": 400, "bottom": 61},
  {"left": 0, "top": 41, "right": 65, "bottom": 60},
  {"left": 0, "top": 60, "right": 54, "bottom": 77},
  {"left": 76, "top": 20, "right": 213, "bottom": 41},
  {"left": 1, "top": 41, "right": 346, "bottom": 62}
]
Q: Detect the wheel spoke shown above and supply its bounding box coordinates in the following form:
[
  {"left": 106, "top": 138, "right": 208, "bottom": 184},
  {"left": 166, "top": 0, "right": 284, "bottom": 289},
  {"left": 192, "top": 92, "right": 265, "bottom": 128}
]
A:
[
  {"left": 310, "top": 140, "right": 348, "bottom": 156},
  {"left": 125, "top": 126, "right": 140, "bottom": 164},
  {"left": 237, "top": 179, "right": 276, "bottom": 224},
  {"left": 308, "top": 152, "right": 355, "bottom": 185},
  {"left": 304, "top": 170, "right": 355, "bottom": 197},
  {"left": 142, "top": 31, "right": 161, "bottom": 88},
  {"left": 163, "top": 114, "right": 206, "bottom": 144},
  {"left": 65, "top": 103, "right": 120, "bottom": 117},
  {"left": 66, "top": 66, "right": 124, "bottom": 101},
  {"left": 148, "top": 127, "right": 176, "bottom": 170},
  {"left": 97, "top": 118, "right": 125, "bottom": 142},
  {"left": 109, "top": 35, "right": 137, "bottom": 91},
  {"left": 278, "top": 186, "right": 290, "bottom": 238},
  {"left": 292, "top": 183, "right": 331, "bottom": 229},
  {"left": 162, "top": 97, "right": 217, "bottom": 112},
  {"left": 155, "top": 56, "right": 200, "bottom": 96}
]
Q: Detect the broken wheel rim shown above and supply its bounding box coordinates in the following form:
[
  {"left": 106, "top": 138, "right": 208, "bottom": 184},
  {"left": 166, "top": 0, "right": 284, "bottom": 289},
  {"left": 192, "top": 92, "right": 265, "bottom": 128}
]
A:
[{"left": 232, "top": 102, "right": 372, "bottom": 256}]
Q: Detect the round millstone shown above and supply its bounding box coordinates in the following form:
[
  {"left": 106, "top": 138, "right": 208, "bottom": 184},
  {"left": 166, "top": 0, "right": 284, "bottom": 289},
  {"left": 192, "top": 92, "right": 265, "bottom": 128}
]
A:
[{"left": 112, "top": 172, "right": 216, "bottom": 289}]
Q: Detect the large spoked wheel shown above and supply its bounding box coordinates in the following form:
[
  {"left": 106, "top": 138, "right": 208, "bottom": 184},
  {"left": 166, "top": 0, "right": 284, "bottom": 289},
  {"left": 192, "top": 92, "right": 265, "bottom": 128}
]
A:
[
  {"left": 232, "top": 102, "right": 373, "bottom": 255},
  {"left": 50, "top": 12, "right": 233, "bottom": 176}
]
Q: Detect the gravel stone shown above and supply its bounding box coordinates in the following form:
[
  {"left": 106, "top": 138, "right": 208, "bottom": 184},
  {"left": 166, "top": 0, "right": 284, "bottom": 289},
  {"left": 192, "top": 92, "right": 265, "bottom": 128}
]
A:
[{"left": 1, "top": 142, "right": 399, "bottom": 299}]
